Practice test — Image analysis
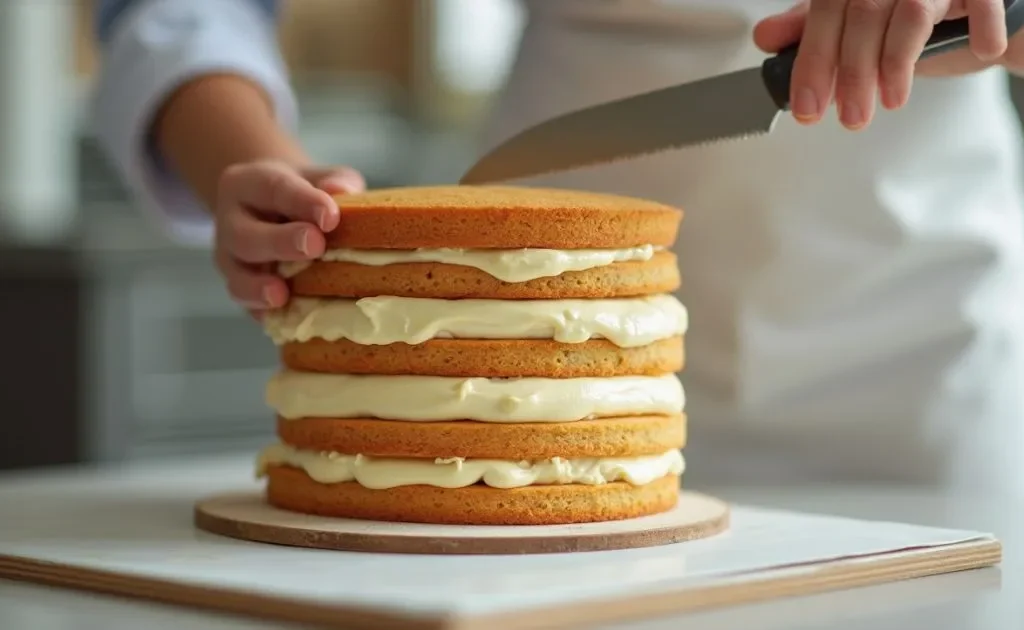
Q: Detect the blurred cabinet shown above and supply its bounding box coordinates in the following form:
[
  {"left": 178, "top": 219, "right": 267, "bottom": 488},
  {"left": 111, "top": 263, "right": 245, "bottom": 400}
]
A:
[
  {"left": 413, "top": 0, "right": 524, "bottom": 125},
  {"left": 0, "top": 248, "right": 82, "bottom": 470},
  {"left": 74, "top": 0, "right": 417, "bottom": 89},
  {"left": 72, "top": 0, "right": 523, "bottom": 126},
  {"left": 279, "top": 0, "right": 416, "bottom": 88},
  {"left": 79, "top": 210, "right": 279, "bottom": 462},
  {"left": 73, "top": 0, "right": 97, "bottom": 78}
]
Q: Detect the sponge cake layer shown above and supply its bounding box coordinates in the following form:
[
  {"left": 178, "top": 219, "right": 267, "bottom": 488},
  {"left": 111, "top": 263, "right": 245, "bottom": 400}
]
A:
[
  {"left": 325, "top": 185, "right": 682, "bottom": 249},
  {"left": 281, "top": 337, "right": 684, "bottom": 378},
  {"left": 286, "top": 252, "right": 679, "bottom": 299},
  {"left": 276, "top": 414, "right": 686, "bottom": 460},
  {"left": 265, "top": 465, "right": 681, "bottom": 525}
]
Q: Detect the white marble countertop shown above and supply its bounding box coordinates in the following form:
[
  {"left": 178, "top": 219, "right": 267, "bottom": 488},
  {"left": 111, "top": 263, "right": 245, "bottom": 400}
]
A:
[{"left": 0, "top": 455, "right": 1019, "bottom": 630}]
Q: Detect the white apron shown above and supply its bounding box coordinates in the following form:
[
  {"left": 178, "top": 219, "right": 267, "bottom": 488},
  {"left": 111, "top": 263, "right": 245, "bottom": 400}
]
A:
[{"left": 482, "top": 0, "right": 1024, "bottom": 496}]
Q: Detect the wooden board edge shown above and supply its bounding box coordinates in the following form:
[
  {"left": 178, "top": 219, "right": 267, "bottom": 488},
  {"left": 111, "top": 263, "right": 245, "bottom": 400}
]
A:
[
  {"left": 451, "top": 538, "right": 1003, "bottom": 630},
  {"left": 192, "top": 492, "right": 731, "bottom": 555},
  {"left": 0, "top": 537, "right": 1001, "bottom": 630},
  {"left": 0, "top": 554, "right": 448, "bottom": 630}
]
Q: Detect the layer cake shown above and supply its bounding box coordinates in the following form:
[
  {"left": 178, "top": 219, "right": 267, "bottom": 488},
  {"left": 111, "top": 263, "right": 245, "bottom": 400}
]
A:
[{"left": 256, "top": 185, "right": 688, "bottom": 525}]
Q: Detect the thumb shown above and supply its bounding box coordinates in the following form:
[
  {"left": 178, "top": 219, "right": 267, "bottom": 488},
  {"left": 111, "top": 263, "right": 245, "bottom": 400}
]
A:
[
  {"left": 301, "top": 165, "right": 367, "bottom": 196},
  {"left": 753, "top": 1, "right": 809, "bottom": 53}
]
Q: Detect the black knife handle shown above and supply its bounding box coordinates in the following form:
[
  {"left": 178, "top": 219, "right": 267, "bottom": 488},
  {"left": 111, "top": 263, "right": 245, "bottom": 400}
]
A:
[{"left": 762, "top": 0, "right": 1024, "bottom": 111}]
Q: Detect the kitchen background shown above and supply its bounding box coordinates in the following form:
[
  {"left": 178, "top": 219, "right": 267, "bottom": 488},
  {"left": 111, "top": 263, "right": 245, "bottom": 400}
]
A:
[
  {"left": 2, "top": 0, "right": 1024, "bottom": 471},
  {"left": 0, "top": 0, "right": 525, "bottom": 470}
]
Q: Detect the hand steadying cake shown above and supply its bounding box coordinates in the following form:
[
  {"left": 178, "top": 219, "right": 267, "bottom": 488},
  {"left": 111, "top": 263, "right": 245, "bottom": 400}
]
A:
[{"left": 146, "top": 74, "right": 365, "bottom": 314}]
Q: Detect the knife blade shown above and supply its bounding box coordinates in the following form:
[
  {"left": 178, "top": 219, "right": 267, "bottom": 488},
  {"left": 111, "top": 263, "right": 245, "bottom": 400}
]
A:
[{"left": 460, "top": 0, "right": 1023, "bottom": 185}]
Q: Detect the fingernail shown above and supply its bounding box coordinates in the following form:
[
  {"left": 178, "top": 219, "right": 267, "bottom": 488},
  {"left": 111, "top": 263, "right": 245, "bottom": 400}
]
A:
[
  {"left": 342, "top": 172, "right": 366, "bottom": 193},
  {"left": 840, "top": 101, "right": 864, "bottom": 129},
  {"left": 320, "top": 176, "right": 344, "bottom": 191},
  {"left": 262, "top": 287, "right": 276, "bottom": 306},
  {"left": 882, "top": 87, "right": 901, "bottom": 110},
  {"left": 792, "top": 88, "right": 819, "bottom": 121},
  {"left": 881, "top": 87, "right": 895, "bottom": 110},
  {"left": 294, "top": 230, "right": 310, "bottom": 256},
  {"left": 322, "top": 175, "right": 361, "bottom": 194}
]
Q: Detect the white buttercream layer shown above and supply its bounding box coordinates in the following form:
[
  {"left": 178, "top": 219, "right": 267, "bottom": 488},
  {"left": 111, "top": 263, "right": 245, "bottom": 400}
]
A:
[
  {"left": 266, "top": 371, "right": 685, "bottom": 422},
  {"left": 277, "top": 245, "right": 657, "bottom": 282},
  {"left": 262, "top": 295, "right": 688, "bottom": 348},
  {"left": 257, "top": 442, "right": 685, "bottom": 489}
]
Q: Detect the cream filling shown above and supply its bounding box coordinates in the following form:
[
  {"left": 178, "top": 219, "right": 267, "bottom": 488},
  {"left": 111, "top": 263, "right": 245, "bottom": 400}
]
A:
[
  {"left": 266, "top": 372, "right": 685, "bottom": 422},
  {"left": 277, "top": 245, "right": 657, "bottom": 282},
  {"left": 262, "top": 294, "right": 688, "bottom": 348},
  {"left": 257, "top": 442, "right": 685, "bottom": 489}
]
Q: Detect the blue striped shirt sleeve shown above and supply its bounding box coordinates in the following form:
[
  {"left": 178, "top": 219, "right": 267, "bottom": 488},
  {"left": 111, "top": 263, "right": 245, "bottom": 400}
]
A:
[
  {"left": 94, "top": 0, "right": 279, "bottom": 43},
  {"left": 89, "top": 0, "right": 296, "bottom": 246}
]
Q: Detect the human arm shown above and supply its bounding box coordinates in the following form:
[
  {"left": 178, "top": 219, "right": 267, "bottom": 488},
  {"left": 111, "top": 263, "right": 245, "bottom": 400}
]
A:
[
  {"left": 92, "top": 0, "right": 364, "bottom": 311},
  {"left": 754, "top": 0, "right": 1021, "bottom": 130},
  {"left": 154, "top": 73, "right": 364, "bottom": 309}
]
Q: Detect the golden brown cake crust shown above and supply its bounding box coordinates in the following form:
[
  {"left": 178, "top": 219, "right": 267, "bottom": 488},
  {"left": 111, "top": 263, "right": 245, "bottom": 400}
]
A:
[
  {"left": 288, "top": 252, "right": 680, "bottom": 299},
  {"left": 265, "top": 465, "right": 681, "bottom": 525},
  {"left": 276, "top": 414, "right": 686, "bottom": 459},
  {"left": 281, "top": 337, "right": 684, "bottom": 378},
  {"left": 325, "top": 186, "right": 682, "bottom": 249}
]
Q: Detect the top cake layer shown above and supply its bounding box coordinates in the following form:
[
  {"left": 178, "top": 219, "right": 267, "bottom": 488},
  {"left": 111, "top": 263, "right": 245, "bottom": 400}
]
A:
[{"left": 324, "top": 185, "right": 683, "bottom": 249}]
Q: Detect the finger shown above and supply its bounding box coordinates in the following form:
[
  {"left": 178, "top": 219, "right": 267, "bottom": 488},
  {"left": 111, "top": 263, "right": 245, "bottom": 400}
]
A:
[
  {"left": 880, "top": 0, "right": 948, "bottom": 109},
  {"left": 790, "top": 0, "right": 847, "bottom": 124},
  {"left": 304, "top": 166, "right": 366, "bottom": 196},
  {"left": 916, "top": 46, "right": 993, "bottom": 74},
  {"left": 835, "top": 0, "right": 897, "bottom": 129},
  {"left": 966, "top": 0, "right": 1007, "bottom": 60},
  {"left": 219, "top": 162, "right": 338, "bottom": 231},
  {"left": 753, "top": 1, "right": 811, "bottom": 52},
  {"left": 302, "top": 166, "right": 366, "bottom": 232},
  {"left": 222, "top": 210, "right": 327, "bottom": 264},
  {"left": 215, "top": 252, "right": 290, "bottom": 310}
]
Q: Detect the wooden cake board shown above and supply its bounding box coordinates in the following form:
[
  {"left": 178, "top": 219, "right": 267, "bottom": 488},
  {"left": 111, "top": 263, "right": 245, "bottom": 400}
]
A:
[
  {"left": 0, "top": 539, "right": 1001, "bottom": 630},
  {"left": 0, "top": 487, "right": 1002, "bottom": 630},
  {"left": 193, "top": 490, "right": 731, "bottom": 554}
]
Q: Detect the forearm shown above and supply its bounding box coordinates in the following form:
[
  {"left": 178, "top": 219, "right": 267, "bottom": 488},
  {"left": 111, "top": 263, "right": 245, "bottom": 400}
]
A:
[{"left": 154, "top": 74, "right": 308, "bottom": 213}]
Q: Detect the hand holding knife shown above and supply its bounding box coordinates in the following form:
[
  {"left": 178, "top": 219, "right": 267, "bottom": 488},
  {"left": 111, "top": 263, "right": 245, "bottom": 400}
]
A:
[{"left": 461, "top": 0, "right": 1024, "bottom": 186}]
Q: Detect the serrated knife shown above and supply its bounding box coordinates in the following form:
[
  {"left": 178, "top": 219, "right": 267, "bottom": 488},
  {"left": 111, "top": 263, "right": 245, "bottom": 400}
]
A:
[{"left": 461, "top": 0, "right": 1024, "bottom": 185}]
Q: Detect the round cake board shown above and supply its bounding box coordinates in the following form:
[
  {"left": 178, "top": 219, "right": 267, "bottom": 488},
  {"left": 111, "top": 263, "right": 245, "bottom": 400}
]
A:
[{"left": 194, "top": 491, "right": 729, "bottom": 555}]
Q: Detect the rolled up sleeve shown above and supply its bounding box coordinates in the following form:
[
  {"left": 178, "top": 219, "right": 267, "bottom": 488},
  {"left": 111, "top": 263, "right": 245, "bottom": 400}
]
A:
[{"left": 90, "top": 0, "right": 297, "bottom": 246}]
